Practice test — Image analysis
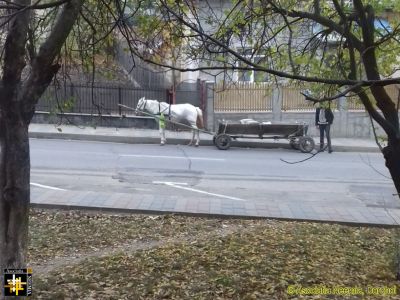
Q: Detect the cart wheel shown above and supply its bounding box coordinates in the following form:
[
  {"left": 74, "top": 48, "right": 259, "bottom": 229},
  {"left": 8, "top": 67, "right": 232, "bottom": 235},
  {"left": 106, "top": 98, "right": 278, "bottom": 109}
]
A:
[
  {"left": 289, "top": 138, "right": 299, "bottom": 150},
  {"left": 298, "top": 136, "right": 315, "bottom": 153},
  {"left": 215, "top": 134, "right": 232, "bottom": 150}
]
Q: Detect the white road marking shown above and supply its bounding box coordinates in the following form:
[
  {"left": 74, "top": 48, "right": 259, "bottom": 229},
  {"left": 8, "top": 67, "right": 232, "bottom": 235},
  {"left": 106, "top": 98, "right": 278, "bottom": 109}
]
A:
[
  {"left": 153, "top": 181, "right": 245, "bottom": 201},
  {"left": 134, "top": 188, "right": 153, "bottom": 192},
  {"left": 153, "top": 181, "right": 188, "bottom": 185},
  {"left": 120, "top": 154, "right": 225, "bottom": 161},
  {"left": 30, "top": 182, "right": 67, "bottom": 191}
]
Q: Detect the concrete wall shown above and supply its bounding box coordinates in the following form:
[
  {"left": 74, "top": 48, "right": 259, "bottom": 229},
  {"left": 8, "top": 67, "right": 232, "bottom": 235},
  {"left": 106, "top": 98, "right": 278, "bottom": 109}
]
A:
[
  {"left": 33, "top": 111, "right": 190, "bottom": 131},
  {"left": 211, "top": 110, "right": 379, "bottom": 138},
  {"left": 33, "top": 112, "right": 157, "bottom": 129}
]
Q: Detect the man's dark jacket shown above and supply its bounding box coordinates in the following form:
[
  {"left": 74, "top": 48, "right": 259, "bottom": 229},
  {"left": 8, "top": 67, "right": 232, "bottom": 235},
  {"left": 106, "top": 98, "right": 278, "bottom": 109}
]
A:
[{"left": 315, "top": 108, "right": 334, "bottom": 125}]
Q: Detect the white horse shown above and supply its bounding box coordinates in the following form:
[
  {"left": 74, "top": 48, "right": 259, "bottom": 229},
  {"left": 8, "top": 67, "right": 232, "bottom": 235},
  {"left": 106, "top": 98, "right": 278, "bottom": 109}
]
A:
[{"left": 136, "top": 97, "right": 204, "bottom": 146}]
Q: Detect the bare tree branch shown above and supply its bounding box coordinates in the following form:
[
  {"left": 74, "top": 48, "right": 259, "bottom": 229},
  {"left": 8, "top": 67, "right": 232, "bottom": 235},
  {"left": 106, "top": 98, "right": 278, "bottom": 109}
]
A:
[
  {"left": 301, "top": 82, "right": 364, "bottom": 102},
  {"left": 21, "top": 0, "right": 84, "bottom": 119}
]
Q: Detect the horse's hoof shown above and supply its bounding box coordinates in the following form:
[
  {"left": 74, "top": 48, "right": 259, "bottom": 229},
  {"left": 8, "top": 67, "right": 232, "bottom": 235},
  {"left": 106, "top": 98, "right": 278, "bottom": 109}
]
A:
[{"left": 195, "top": 144, "right": 199, "bottom": 147}]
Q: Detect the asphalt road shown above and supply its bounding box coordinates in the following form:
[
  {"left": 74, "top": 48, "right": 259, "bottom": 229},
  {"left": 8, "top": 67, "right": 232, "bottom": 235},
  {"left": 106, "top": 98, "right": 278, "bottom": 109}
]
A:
[{"left": 30, "top": 138, "right": 398, "bottom": 209}]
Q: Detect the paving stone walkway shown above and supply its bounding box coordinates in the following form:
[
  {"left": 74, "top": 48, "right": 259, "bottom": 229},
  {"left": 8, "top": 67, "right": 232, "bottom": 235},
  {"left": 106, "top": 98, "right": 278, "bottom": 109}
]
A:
[{"left": 31, "top": 187, "right": 400, "bottom": 226}]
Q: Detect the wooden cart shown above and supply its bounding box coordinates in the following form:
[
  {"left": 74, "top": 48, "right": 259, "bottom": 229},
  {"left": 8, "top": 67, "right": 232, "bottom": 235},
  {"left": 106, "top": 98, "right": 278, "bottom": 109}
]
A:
[{"left": 213, "top": 121, "right": 315, "bottom": 152}]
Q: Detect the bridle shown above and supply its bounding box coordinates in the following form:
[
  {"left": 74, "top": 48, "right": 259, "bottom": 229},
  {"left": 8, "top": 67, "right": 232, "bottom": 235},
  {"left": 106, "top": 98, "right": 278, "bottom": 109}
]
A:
[
  {"left": 136, "top": 99, "right": 147, "bottom": 115},
  {"left": 140, "top": 100, "right": 147, "bottom": 111}
]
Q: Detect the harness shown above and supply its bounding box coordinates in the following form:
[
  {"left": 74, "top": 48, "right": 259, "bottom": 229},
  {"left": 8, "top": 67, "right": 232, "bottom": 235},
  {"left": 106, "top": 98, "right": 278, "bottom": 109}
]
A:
[
  {"left": 158, "top": 101, "right": 171, "bottom": 118},
  {"left": 139, "top": 99, "right": 171, "bottom": 120}
]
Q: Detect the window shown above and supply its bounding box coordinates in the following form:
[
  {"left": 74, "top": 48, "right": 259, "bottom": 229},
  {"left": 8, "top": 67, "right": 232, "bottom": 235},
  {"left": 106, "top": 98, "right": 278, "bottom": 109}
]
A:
[{"left": 236, "top": 48, "right": 269, "bottom": 82}]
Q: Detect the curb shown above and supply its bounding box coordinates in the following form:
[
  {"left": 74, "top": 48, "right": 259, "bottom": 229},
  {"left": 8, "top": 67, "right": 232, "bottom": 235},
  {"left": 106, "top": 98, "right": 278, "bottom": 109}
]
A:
[
  {"left": 29, "top": 131, "right": 380, "bottom": 153},
  {"left": 30, "top": 203, "right": 397, "bottom": 228}
]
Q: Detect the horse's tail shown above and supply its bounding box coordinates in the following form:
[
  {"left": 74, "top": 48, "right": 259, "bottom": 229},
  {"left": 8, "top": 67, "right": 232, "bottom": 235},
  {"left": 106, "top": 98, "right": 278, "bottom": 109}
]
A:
[{"left": 195, "top": 107, "right": 204, "bottom": 129}]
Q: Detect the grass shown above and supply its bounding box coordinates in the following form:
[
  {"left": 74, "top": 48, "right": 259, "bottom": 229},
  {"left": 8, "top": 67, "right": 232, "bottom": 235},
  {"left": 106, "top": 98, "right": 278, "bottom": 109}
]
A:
[
  {"left": 28, "top": 209, "right": 242, "bottom": 265},
  {"left": 29, "top": 209, "right": 400, "bottom": 299}
]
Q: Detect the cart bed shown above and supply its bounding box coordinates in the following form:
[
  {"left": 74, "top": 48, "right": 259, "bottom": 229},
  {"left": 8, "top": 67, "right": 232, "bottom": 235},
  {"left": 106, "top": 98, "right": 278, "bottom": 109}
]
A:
[{"left": 217, "top": 122, "right": 307, "bottom": 138}]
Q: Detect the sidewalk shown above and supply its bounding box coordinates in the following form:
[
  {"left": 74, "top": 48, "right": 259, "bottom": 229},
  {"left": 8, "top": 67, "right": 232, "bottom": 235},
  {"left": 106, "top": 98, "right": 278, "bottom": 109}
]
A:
[
  {"left": 30, "top": 188, "right": 400, "bottom": 227},
  {"left": 29, "top": 123, "right": 381, "bottom": 152}
]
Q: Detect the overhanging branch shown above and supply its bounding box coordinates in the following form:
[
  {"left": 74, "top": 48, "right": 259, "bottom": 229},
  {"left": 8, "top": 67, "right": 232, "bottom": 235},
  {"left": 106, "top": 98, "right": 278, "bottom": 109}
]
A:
[
  {"left": 137, "top": 51, "right": 400, "bottom": 87},
  {"left": 301, "top": 83, "right": 364, "bottom": 102},
  {"left": 156, "top": 1, "right": 399, "bottom": 87}
]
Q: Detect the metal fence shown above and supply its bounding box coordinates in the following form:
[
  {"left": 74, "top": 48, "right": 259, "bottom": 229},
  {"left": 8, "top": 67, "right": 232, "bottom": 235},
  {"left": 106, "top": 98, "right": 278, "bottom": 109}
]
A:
[
  {"left": 214, "top": 82, "right": 400, "bottom": 112},
  {"left": 36, "top": 82, "right": 399, "bottom": 116},
  {"left": 214, "top": 82, "right": 273, "bottom": 112},
  {"left": 36, "top": 83, "right": 168, "bottom": 116},
  {"left": 281, "top": 86, "right": 315, "bottom": 111}
]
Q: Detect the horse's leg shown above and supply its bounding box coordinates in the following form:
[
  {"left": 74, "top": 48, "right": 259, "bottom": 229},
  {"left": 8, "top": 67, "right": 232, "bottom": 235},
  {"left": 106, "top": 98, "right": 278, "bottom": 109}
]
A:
[
  {"left": 195, "top": 129, "right": 200, "bottom": 147},
  {"left": 160, "top": 127, "right": 166, "bottom": 145},
  {"left": 188, "top": 129, "right": 195, "bottom": 146},
  {"left": 188, "top": 122, "right": 198, "bottom": 146},
  {"left": 193, "top": 128, "right": 200, "bottom": 147}
]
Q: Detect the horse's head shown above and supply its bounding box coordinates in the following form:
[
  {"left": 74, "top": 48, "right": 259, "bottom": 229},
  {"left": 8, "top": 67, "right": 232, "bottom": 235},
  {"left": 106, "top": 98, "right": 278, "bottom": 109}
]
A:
[
  {"left": 136, "top": 97, "right": 146, "bottom": 114},
  {"left": 137, "top": 98, "right": 161, "bottom": 115}
]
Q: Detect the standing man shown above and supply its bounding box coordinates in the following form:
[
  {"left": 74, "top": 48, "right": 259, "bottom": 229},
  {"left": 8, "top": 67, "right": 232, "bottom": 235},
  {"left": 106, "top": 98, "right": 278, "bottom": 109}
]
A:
[
  {"left": 159, "top": 112, "right": 166, "bottom": 145},
  {"left": 315, "top": 102, "right": 334, "bottom": 153}
]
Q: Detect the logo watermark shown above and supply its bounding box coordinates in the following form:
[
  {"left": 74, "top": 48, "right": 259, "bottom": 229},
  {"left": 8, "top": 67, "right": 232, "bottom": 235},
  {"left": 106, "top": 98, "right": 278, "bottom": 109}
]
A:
[{"left": 3, "top": 268, "right": 32, "bottom": 297}]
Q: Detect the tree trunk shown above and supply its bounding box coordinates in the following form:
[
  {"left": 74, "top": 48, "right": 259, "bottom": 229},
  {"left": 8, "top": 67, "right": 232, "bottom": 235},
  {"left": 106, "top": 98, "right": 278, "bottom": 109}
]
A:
[
  {"left": 0, "top": 112, "right": 5, "bottom": 290},
  {"left": 0, "top": 107, "right": 30, "bottom": 269},
  {"left": 383, "top": 140, "right": 400, "bottom": 197},
  {"left": 0, "top": 0, "right": 84, "bottom": 272}
]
